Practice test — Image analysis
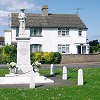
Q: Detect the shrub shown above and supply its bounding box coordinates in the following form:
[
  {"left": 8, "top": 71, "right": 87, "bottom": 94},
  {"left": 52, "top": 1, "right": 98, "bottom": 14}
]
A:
[
  {"left": 0, "top": 47, "right": 3, "bottom": 63},
  {"left": 34, "top": 52, "right": 44, "bottom": 62},
  {"left": 43, "top": 52, "right": 53, "bottom": 64},
  {"left": 31, "top": 52, "right": 44, "bottom": 64},
  {"left": 51, "top": 52, "right": 61, "bottom": 64},
  {"left": 89, "top": 44, "right": 100, "bottom": 53},
  {"left": 31, "top": 52, "right": 35, "bottom": 64},
  {"left": 1, "top": 53, "right": 8, "bottom": 64},
  {"left": 31, "top": 52, "right": 61, "bottom": 64},
  {"left": 0, "top": 45, "right": 17, "bottom": 64},
  {"left": 0, "top": 47, "right": 3, "bottom": 54},
  {"left": 0, "top": 45, "right": 61, "bottom": 64}
]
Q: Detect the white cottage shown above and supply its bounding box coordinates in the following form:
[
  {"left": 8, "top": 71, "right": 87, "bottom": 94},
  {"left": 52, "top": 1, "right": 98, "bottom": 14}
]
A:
[{"left": 5, "top": 5, "right": 89, "bottom": 54}]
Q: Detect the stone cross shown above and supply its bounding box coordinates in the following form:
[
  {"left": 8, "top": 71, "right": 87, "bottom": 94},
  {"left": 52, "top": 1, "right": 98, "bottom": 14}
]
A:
[
  {"left": 50, "top": 64, "right": 54, "bottom": 75},
  {"left": 78, "top": 69, "right": 83, "bottom": 86},
  {"left": 18, "top": 8, "right": 26, "bottom": 35},
  {"left": 62, "top": 66, "right": 67, "bottom": 80}
]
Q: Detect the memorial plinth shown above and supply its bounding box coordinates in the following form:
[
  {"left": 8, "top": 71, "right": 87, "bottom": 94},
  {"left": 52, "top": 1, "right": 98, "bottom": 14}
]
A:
[{"left": 16, "top": 37, "right": 33, "bottom": 75}]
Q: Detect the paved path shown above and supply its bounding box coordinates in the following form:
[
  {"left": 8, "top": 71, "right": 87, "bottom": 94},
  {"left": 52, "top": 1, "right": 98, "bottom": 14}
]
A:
[
  {"left": 36, "top": 76, "right": 76, "bottom": 88},
  {"left": 0, "top": 62, "right": 100, "bottom": 69},
  {"left": 0, "top": 84, "right": 29, "bottom": 88},
  {"left": 41, "top": 62, "right": 100, "bottom": 68},
  {"left": 0, "top": 76, "right": 76, "bottom": 88}
]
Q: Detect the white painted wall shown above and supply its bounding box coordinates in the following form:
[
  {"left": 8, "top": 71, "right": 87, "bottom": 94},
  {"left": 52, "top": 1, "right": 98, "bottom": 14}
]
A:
[
  {"left": 4, "top": 28, "right": 88, "bottom": 54},
  {"left": 30, "top": 28, "right": 87, "bottom": 54},
  {"left": 4, "top": 30, "right": 12, "bottom": 45},
  {"left": 12, "top": 28, "right": 17, "bottom": 42}
]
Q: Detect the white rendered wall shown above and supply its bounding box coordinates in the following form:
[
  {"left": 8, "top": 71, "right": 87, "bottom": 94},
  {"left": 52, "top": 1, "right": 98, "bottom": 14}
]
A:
[
  {"left": 12, "top": 28, "right": 17, "bottom": 42},
  {"left": 30, "top": 28, "right": 58, "bottom": 52},
  {"left": 5, "top": 28, "right": 30, "bottom": 45},
  {"left": 30, "top": 28, "right": 87, "bottom": 54},
  {"left": 5, "top": 28, "right": 88, "bottom": 54},
  {"left": 12, "top": 28, "right": 30, "bottom": 41},
  {"left": 4, "top": 30, "right": 12, "bottom": 45},
  {"left": 43, "top": 28, "right": 58, "bottom": 52}
]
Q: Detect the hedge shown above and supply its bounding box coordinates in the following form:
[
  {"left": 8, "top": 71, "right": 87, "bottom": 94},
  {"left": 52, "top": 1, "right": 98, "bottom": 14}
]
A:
[
  {"left": 0, "top": 45, "right": 61, "bottom": 64},
  {"left": 0, "top": 45, "right": 17, "bottom": 64},
  {"left": 31, "top": 52, "right": 61, "bottom": 64}
]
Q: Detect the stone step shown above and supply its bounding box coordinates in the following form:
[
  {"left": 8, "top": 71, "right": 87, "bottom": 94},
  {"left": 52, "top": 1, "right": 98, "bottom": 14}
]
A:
[{"left": 0, "top": 73, "right": 54, "bottom": 85}]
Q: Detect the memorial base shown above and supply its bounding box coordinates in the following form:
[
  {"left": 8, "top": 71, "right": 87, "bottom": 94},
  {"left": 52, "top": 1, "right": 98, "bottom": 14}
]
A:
[
  {"left": 4, "top": 72, "right": 54, "bottom": 84},
  {"left": 16, "top": 65, "right": 33, "bottom": 76}
]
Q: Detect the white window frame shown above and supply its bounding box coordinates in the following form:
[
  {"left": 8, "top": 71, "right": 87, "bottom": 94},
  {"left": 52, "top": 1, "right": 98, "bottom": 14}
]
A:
[
  {"left": 58, "top": 28, "right": 69, "bottom": 36},
  {"left": 31, "top": 44, "right": 42, "bottom": 52},
  {"left": 78, "top": 29, "right": 82, "bottom": 36},
  {"left": 58, "top": 44, "right": 69, "bottom": 54},
  {"left": 30, "top": 28, "right": 42, "bottom": 37}
]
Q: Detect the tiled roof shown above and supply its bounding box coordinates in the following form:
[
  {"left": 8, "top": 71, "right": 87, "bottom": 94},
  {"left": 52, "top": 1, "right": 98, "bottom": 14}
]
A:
[{"left": 11, "top": 13, "right": 87, "bottom": 29}]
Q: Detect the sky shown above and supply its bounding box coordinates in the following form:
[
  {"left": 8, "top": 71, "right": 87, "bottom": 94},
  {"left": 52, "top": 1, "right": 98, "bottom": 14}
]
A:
[{"left": 0, "top": 0, "right": 100, "bottom": 41}]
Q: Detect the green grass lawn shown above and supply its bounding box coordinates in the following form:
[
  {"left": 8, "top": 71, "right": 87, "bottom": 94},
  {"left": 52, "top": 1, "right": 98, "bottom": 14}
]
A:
[{"left": 0, "top": 68, "right": 100, "bottom": 100}]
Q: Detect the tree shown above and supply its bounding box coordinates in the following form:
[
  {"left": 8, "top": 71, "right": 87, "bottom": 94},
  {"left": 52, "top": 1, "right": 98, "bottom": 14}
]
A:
[
  {"left": 89, "top": 40, "right": 99, "bottom": 46},
  {"left": 89, "top": 40, "right": 100, "bottom": 53}
]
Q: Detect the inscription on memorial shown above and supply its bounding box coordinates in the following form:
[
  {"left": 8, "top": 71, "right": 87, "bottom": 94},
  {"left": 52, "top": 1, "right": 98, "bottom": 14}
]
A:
[
  {"left": 18, "top": 41, "right": 29, "bottom": 55},
  {"left": 19, "top": 48, "right": 29, "bottom": 55}
]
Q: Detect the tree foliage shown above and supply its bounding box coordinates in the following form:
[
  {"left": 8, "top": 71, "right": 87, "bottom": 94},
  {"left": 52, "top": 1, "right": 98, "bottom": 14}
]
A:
[
  {"left": 89, "top": 40, "right": 99, "bottom": 46},
  {"left": 89, "top": 40, "right": 100, "bottom": 53}
]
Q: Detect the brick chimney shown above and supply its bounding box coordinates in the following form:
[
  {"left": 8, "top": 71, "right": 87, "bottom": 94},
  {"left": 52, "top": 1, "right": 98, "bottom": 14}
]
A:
[{"left": 42, "top": 5, "right": 48, "bottom": 16}]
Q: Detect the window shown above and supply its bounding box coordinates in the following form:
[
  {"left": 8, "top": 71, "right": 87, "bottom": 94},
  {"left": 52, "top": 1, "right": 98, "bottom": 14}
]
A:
[
  {"left": 30, "top": 44, "right": 42, "bottom": 52},
  {"left": 78, "top": 29, "right": 82, "bottom": 36},
  {"left": 58, "top": 44, "right": 69, "bottom": 54},
  {"left": 30, "top": 28, "right": 42, "bottom": 36},
  {"left": 58, "top": 28, "right": 69, "bottom": 36},
  {"left": 16, "top": 28, "right": 19, "bottom": 37},
  {"left": 0, "top": 42, "right": 4, "bottom": 45}
]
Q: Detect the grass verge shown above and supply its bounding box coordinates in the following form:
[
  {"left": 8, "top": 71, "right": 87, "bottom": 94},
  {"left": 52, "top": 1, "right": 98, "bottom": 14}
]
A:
[{"left": 0, "top": 68, "right": 99, "bottom": 100}]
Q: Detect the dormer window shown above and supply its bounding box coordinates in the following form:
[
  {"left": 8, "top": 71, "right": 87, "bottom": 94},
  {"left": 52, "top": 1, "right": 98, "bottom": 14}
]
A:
[{"left": 58, "top": 28, "right": 69, "bottom": 36}]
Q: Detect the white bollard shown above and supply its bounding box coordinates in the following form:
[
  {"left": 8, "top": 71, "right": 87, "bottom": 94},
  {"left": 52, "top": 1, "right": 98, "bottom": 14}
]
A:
[
  {"left": 62, "top": 66, "right": 67, "bottom": 80},
  {"left": 50, "top": 64, "right": 54, "bottom": 75},
  {"left": 78, "top": 69, "right": 83, "bottom": 86},
  {"left": 30, "top": 71, "right": 35, "bottom": 88}
]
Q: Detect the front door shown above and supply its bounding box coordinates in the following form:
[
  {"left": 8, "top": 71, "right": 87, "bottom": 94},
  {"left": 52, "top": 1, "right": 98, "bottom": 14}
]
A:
[
  {"left": 77, "top": 46, "right": 86, "bottom": 54},
  {"left": 77, "top": 46, "right": 81, "bottom": 54},
  {"left": 82, "top": 46, "right": 86, "bottom": 54}
]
